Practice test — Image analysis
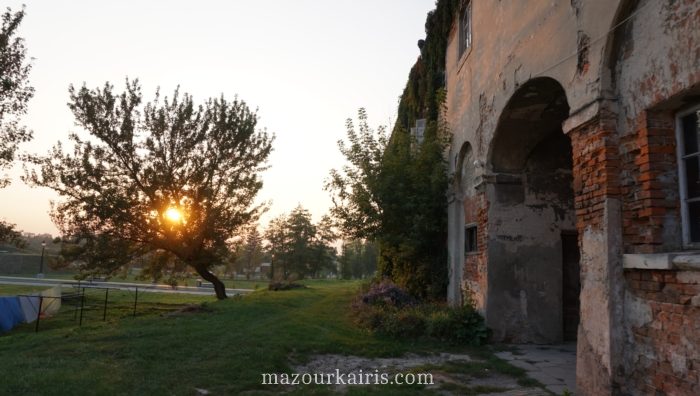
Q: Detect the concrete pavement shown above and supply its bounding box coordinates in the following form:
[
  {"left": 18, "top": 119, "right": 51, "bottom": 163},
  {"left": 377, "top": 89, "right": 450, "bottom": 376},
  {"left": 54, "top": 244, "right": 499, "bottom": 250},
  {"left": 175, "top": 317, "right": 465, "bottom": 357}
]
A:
[{"left": 495, "top": 343, "right": 577, "bottom": 395}]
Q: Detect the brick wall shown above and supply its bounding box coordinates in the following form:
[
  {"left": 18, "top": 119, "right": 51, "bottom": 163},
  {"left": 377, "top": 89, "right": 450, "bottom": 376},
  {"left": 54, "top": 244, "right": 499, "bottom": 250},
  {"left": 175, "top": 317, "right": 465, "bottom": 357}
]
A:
[
  {"left": 463, "top": 192, "right": 488, "bottom": 308},
  {"left": 624, "top": 269, "right": 700, "bottom": 395},
  {"left": 569, "top": 110, "right": 620, "bottom": 233},
  {"left": 620, "top": 110, "right": 681, "bottom": 253}
]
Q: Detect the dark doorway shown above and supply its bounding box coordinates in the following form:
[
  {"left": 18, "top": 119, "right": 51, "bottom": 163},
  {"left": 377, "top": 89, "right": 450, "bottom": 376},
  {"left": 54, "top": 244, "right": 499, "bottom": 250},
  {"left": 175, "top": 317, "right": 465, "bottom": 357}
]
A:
[{"left": 562, "top": 231, "right": 581, "bottom": 341}]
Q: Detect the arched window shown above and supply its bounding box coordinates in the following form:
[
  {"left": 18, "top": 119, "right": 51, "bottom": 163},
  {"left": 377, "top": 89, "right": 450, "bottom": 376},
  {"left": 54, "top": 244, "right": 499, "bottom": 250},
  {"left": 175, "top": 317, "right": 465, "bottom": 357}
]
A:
[
  {"left": 459, "top": 1, "right": 472, "bottom": 59},
  {"left": 459, "top": 144, "right": 475, "bottom": 198},
  {"left": 457, "top": 143, "right": 477, "bottom": 254}
]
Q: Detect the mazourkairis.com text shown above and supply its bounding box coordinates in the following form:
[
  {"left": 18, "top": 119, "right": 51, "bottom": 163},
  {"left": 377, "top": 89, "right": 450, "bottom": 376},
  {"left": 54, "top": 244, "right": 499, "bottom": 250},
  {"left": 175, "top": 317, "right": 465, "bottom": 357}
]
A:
[{"left": 262, "top": 370, "right": 434, "bottom": 386}]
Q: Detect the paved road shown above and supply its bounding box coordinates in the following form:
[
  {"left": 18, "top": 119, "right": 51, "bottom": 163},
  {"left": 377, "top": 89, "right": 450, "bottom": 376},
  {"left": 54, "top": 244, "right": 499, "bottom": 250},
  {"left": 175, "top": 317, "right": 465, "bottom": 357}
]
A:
[{"left": 0, "top": 276, "right": 253, "bottom": 296}]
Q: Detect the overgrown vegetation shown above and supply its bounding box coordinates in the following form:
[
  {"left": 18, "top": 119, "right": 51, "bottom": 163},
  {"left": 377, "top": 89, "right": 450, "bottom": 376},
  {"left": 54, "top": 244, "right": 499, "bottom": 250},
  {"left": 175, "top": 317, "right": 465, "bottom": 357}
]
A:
[
  {"left": 352, "top": 280, "right": 489, "bottom": 345},
  {"left": 327, "top": 1, "right": 460, "bottom": 300}
]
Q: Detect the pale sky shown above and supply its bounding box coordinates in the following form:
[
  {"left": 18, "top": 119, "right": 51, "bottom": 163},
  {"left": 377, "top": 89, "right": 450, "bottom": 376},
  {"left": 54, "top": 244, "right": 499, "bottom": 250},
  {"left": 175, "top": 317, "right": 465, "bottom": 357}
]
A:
[{"left": 0, "top": 0, "right": 435, "bottom": 235}]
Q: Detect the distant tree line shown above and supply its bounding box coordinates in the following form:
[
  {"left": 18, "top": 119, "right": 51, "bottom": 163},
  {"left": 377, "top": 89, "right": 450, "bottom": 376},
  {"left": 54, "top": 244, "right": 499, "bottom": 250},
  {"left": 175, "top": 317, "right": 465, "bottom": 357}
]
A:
[
  {"left": 264, "top": 205, "right": 337, "bottom": 280},
  {"left": 338, "top": 239, "right": 376, "bottom": 280}
]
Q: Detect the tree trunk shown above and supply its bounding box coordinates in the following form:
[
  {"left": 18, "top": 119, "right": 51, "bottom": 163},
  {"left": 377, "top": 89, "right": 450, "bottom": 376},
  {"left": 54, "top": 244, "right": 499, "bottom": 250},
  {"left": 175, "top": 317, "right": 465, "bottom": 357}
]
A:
[{"left": 195, "top": 266, "right": 227, "bottom": 300}]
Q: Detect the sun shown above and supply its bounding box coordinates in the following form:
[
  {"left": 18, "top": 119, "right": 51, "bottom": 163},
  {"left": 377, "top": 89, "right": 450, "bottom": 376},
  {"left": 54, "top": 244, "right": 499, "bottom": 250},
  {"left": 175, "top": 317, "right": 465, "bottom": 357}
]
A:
[{"left": 164, "top": 207, "right": 183, "bottom": 223}]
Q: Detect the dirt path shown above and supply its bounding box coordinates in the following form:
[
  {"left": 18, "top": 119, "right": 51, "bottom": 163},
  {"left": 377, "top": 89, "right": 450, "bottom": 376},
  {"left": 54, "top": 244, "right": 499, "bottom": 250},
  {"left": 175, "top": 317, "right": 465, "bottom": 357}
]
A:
[{"left": 292, "top": 352, "right": 553, "bottom": 395}]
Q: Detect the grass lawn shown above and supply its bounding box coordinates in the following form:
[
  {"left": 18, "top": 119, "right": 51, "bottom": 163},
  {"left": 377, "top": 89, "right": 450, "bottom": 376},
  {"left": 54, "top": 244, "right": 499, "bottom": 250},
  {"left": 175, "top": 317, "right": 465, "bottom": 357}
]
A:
[{"left": 0, "top": 281, "right": 531, "bottom": 395}]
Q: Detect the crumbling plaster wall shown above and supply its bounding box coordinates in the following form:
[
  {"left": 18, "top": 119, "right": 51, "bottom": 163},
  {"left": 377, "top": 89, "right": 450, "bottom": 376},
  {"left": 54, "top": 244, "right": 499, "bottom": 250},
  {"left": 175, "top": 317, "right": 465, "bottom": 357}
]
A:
[
  {"left": 445, "top": 0, "right": 700, "bottom": 394},
  {"left": 445, "top": 0, "right": 620, "bottom": 314},
  {"left": 614, "top": 0, "right": 700, "bottom": 253},
  {"left": 611, "top": 0, "right": 700, "bottom": 394},
  {"left": 445, "top": 0, "right": 618, "bottom": 175},
  {"left": 443, "top": 1, "right": 633, "bottom": 395}
]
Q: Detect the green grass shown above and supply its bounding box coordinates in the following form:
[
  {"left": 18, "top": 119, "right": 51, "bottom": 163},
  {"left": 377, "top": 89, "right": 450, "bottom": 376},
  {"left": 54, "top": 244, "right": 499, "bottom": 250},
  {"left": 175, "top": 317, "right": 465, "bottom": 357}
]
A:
[
  {"left": 0, "top": 281, "right": 526, "bottom": 395},
  {"left": 0, "top": 284, "right": 49, "bottom": 295}
]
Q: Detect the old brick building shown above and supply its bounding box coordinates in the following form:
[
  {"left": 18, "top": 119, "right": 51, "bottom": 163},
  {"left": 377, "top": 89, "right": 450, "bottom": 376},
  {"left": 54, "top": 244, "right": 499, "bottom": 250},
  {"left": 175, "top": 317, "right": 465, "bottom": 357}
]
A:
[{"left": 444, "top": 0, "right": 699, "bottom": 394}]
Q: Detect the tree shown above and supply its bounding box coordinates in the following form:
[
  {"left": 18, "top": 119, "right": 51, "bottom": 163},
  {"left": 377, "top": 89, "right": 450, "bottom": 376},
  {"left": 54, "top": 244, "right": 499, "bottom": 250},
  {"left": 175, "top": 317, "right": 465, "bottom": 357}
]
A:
[
  {"left": 326, "top": 107, "right": 449, "bottom": 299},
  {"left": 310, "top": 214, "right": 338, "bottom": 278},
  {"left": 25, "top": 80, "right": 274, "bottom": 299},
  {"left": 235, "top": 225, "right": 264, "bottom": 280},
  {"left": 264, "top": 214, "right": 289, "bottom": 280},
  {"left": 338, "top": 239, "right": 376, "bottom": 280},
  {"left": 284, "top": 205, "right": 317, "bottom": 277},
  {"left": 325, "top": 109, "right": 386, "bottom": 240},
  {"left": 263, "top": 207, "right": 337, "bottom": 280},
  {"left": 0, "top": 7, "right": 33, "bottom": 245}
]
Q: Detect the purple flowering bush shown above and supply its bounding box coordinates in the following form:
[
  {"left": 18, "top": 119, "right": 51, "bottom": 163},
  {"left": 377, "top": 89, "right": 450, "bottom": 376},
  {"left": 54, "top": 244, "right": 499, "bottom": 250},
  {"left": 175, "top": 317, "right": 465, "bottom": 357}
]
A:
[{"left": 358, "top": 279, "right": 418, "bottom": 308}]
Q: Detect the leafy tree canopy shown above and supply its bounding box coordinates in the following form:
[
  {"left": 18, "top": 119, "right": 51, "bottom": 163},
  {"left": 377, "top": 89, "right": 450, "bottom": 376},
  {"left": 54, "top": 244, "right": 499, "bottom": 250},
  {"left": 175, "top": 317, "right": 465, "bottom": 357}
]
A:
[
  {"left": 0, "top": 6, "right": 33, "bottom": 245},
  {"left": 338, "top": 239, "right": 377, "bottom": 280},
  {"left": 25, "top": 79, "right": 274, "bottom": 299},
  {"left": 326, "top": 0, "right": 458, "bottom": 300},
  {"left": 327, "top": 107, "right": 449, "bottom": 299},
  {"left": 231, "top": 224, "right": 265, "bottom": 280},
  {"left": 264, "top": 206, "right": 337, "bottom": 280},
  {"left": 325, "top": 109, "right": 387, "bottom": 240}
]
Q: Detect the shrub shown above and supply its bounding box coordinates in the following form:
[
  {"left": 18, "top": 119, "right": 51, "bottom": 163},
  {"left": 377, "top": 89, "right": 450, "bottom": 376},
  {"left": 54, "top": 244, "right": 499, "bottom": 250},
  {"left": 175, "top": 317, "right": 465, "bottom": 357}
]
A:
[
  {"left": 447, "top": 306, "right": 491, "bottom": 345},
  {"left": 383, "top": 307, "right": 426, "bottom": 338},
  {"left": 425, "top": 309, "right": 452, "bottom": 340},
  {"left": 358, "top": 279, "right": 418, "bottom": 308},
  {"left": 353, "top": 281, "right": 490, "bottom": 345},
  {"left": 268, "top": 281, "right": 305, "bottom": 291}
]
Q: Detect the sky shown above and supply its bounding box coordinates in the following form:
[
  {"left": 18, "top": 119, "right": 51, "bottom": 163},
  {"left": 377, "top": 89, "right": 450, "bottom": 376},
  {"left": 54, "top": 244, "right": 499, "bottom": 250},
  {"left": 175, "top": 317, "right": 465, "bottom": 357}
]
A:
[{"left": 0, "top": 0, "right": 436, "bottom": 236}]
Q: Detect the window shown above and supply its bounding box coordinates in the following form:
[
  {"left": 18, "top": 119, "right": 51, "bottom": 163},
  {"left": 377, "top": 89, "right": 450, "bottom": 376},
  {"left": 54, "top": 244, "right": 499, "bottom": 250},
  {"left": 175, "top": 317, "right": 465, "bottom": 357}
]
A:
[
  {"left": 459, "top": 1, "right": 472, "bottom": 59},
  {"left": 677, "top": 106, "right": 700, "bottom": 245},
  {"left": 465, "top": 224, "right": 477, "bottom": 254}
]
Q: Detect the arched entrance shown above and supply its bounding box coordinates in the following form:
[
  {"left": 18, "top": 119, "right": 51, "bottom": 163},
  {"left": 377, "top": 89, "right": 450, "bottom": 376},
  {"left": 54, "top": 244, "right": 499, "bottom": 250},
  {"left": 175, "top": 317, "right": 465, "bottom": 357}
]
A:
[
  {"left": 486, "top": 77, "right": 580, "bottom": 343},
  {"left": 448, "top": 142, "right": 480, "bottom": 307}
]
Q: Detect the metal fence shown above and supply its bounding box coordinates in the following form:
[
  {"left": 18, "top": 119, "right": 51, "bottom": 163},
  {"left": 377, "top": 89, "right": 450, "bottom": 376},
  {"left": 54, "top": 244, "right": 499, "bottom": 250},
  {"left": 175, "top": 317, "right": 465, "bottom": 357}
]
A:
[{"left": 19, "top": 284, "right": 146, "bottom": 333}]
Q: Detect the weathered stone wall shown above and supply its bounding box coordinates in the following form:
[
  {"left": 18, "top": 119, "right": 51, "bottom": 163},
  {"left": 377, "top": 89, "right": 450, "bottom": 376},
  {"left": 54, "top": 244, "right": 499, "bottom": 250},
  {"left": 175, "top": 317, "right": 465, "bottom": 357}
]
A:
[
  {"left": 444, "top": 1, "right": 622, "bottom": 393},
  {"left": 443, "top": 0, "right": 700, "bottom": 394},
  {"left": 484, "top": 133, "right": 576, "bottom": 342},
  {"left": 610, "top": 0, "right": 700, "bottom": 394},
  {"left": 566, "top": 107, "right": 623, "bottom": 395},
  {"left": 612, "top": 0, "right": 699, "bottom": 256}
]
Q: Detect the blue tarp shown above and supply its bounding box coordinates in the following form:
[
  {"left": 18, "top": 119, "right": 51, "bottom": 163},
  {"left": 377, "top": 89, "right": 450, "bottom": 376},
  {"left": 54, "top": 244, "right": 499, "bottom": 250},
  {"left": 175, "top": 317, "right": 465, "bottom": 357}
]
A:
[{"left": 0, "top": 297, "right": 25, "bottom": 333}]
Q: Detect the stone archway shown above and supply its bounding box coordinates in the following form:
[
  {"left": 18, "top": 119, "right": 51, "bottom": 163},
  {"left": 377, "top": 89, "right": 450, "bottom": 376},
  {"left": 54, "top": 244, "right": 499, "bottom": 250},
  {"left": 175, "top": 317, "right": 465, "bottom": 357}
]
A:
[
  {"left": 448, "top": 142, "right": 476, "bottom": 306},
  {"left": 485, "top": 77, "right": 579, "bottom": 343}
]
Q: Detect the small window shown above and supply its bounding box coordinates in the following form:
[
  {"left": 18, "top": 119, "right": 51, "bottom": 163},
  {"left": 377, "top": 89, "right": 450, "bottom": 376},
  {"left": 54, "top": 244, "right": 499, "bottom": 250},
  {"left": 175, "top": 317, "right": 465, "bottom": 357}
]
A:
[
  {"left": 459, "top": 1, "right": 472, "bottom": 59},
  {"left": 465, "top": 224, "right": 477, "bottom": 254},
  {"left": 677, "top": 107, "right": 700, "bottom": 245}
]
